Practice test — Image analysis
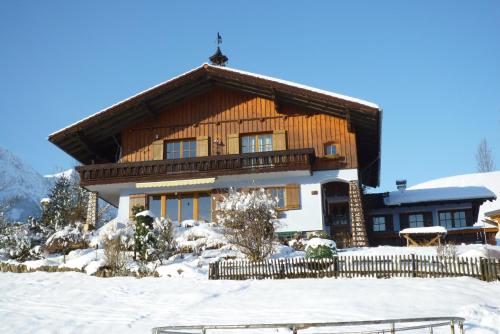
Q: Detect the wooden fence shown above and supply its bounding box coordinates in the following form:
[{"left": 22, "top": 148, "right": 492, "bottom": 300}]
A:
[{"left": 208, "top": 255, "right": 500, "bottom": 281}]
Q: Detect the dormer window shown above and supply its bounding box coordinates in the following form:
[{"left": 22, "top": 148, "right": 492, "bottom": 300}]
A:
[
  {"left": 165, "top": 139, "right": 196, "bottom": 159},
  {"left": 324, "top": 143, "right": 337, "bottom": 156}
]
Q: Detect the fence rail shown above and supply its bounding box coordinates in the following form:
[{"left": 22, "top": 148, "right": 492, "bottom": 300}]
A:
[
  {"left": 208, "top": 255, "right": 500, "bottom": 281},
  {"left": 152, "top": 316, "right": 466, "bottom": 334}
]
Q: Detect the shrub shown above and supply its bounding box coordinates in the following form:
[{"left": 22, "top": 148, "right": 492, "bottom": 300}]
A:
[
  {"left": 216, "top": 188, "right": 279, "bottom": 262},
  {"left": 44, "top": 223, "right": 88, "bottom": 262},
  {"left": 305, "top": 237, "right": 337, "bottom": 259},
  {"left": 150, "top": 218, "right": 176, "bottom": 264},
  {"left": 437, "top": 243, "right": 457, "bottom": 258},
  {"left": 133, "top": 210, "right": 155, "bottom": 261},
  {"left": 103, "top": 237, "right": 129, "bottom": 275},
  {"left": 0, "top": 217, "right": 51, "bottom": 261},
  {"left": 309, "top": 231, "right": 330, "bottom": 240}
]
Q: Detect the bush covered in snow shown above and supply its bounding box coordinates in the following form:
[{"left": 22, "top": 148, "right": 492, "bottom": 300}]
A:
[
  {"left": 44, "top": 223, "right": 88, "bottom": 261},
  {"left": 305, "top": 237, "right": 337, "bottom": 259},
  {"left": 216, "top": 188, "right": 279, "bottom": 262},
  {"left": 0, "top": 216, "right": 52, "bottom": 261}
]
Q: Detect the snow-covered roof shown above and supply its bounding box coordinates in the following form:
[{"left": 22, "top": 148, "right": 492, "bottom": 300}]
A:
[
  {"left": 400, "top": 226, "right": 447, "bottom": 235},
  {"left": 214, "top": 65, "right": 379, "bottom": 109},
  {"left": 384, "top": 186, "right": 496, "bottom": 206},
  {"left": 408, "top": 171, "right": 500, "bottom": 224}
]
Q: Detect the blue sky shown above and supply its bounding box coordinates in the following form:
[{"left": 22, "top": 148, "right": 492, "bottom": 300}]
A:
[{"left": 0, "top": 1, "right": 498, "bottom": 191}]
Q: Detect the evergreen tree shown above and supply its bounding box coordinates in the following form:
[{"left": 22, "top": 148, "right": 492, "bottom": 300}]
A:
[{"left": 41, "top": 175, "right": 89, "bottom": 230}]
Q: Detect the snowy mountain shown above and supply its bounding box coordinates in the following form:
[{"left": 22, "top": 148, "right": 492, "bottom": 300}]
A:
[
  {"left": 0, "top": 146, "right": 117, "bottom": 223},
  {"left": 408, "top": 170, "right": 500, "bottom": 224},
  {"left": 0, "top": 146, "right": 50, "bottom": 222}
]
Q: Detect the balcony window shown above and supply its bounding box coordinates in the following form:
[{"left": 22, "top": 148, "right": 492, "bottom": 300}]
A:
[
  {"left": 373, "top": 216, "right": 386, "bottom": 232},
  {"left": 165, "top": 139, "right": 196, "bottom": 159},
  {"left": 409, "top": 214, "right": 425, "bottom": 228},
  {"left": 241, "top": 134, "right": 273, "bottom": 153},
  {"left": 324, "top": 143, "right": 337, "bottom": 156}
]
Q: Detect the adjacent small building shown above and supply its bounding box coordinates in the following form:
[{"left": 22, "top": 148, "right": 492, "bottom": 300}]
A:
[{"left": 365, "top": 180, "right": 497, "bottom": 245}]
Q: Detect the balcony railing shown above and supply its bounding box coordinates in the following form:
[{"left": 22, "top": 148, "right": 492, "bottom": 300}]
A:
[{"left": 76, "top": 148, "right": 315, "bottom": 186}]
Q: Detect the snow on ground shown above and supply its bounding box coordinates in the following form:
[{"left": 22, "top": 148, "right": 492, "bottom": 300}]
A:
[
  {"left": 340, "top": 244, "right": 500, "bottom": 259},
  {"left": 0, "top": 272, "right": 498, "bottom": 334}
]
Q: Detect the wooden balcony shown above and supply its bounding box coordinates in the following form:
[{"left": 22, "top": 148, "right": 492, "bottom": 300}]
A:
[{"left": 76, "top": 148, "right": 315, "bottom": 186}]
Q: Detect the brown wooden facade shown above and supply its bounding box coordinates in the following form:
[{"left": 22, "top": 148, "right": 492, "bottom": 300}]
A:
[
  {"left": 120, "top": 87, "right": 357, "bottom": 170},
  {"left": 49, "top": 64, "right": 381, "bottom": 187}
]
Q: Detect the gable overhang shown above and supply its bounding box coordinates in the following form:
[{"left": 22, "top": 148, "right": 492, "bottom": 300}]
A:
[{"left": 49, "top": 64, "right": 382, "bottom": 187}]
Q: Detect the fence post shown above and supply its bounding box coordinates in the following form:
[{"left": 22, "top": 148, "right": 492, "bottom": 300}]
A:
[
  {"left": 411, "top": 254, "right": 416, "bottom": 278},
  {"left": 450, "top": 320, "right": 455, "bottom": 334},
  {"left": 334, "top": 256, "right": 339, "bottom": 279},
  {"left": 480, "top": 258, "right": 488, "bottom": 281}
]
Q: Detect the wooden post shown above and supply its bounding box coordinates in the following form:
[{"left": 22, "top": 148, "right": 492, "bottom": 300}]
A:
[{"left": 411, "top": 254, "right": 416, "bottom": 278}]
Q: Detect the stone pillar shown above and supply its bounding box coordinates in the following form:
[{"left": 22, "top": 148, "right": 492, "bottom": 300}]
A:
[
  {"left": 85, "top": 191, "right": 98, "bottom": 229},
  {"left": 348, "top": 181, "right": 369, "bottom": 247}
]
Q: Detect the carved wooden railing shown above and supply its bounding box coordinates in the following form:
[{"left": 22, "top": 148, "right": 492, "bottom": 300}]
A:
[{"left": 76, "top": 148, "right": 315, "bottom": 186}]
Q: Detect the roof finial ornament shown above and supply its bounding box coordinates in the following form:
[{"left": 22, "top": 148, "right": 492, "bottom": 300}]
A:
[{"left": 209, "top": 32, "right": 228, "bottom": 66}]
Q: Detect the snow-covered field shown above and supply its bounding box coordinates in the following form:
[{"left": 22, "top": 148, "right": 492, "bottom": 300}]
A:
[{"left": 0, "top": 272, "right": 499, "bottom": 334}]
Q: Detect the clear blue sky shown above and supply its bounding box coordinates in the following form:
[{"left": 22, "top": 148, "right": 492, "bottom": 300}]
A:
[{"left": 0, "top": 1, "right": 498, "bottom": 191}]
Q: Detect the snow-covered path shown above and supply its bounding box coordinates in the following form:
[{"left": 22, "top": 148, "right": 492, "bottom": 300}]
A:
[{"left": 0, "top": 272, "right": 499, "bottom": 334}]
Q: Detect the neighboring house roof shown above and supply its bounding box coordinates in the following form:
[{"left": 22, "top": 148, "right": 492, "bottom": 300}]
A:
[
  {"left": 408, "top": 171, "right": 500, "bottom": 224},
  {"left": 485, "top": 208, "right": 500, "bottom": 217},
  {"left": 48, "top": 63, "right": 382, "bottom": 187},
  {"left": 383, "top": 186, "right": 496, "bottom": 206}
]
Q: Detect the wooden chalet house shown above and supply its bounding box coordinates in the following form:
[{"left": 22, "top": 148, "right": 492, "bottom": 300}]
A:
[{"left": 49, "top": 59, "right": 381, "bottom": 247}]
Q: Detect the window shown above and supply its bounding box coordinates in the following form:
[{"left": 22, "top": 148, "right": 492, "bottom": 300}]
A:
[
  {"left": 409, "top": 214, "right": 424, "bottom": 228},
  {"left": 197, "top": 194, "right": 211, "bottom": 223},
  {"left": 148, "top": 195, "right": 162, "bottom": 218},
  {"left": 454, "top": 211, "right": 467, "bottom": 228},
  {"left": 152, "top": 192, "right": 211, "bottom": 224},
  {"left": 241, "top": 134, "right": 273, "bottom": 153},
  {"left": 373, "top": 216, "right": 386, "bottom": 232},
  {"left": 438, "top": 212, "right": 453, "bottom": 229},
  {"left": 324, "top": 143, "right": 337, "bottom": 156},
  {"left": 269, "top": 187, "right": 285, "bottom": 209},
  {"left": 166, "top": 197, "right": 179, "bottom": 223},
  {"left": 165, "top": 139, "right": 196, "bottom": 159},
  {"left": 439, "top": 210, "right": 467, "bottom": 228},
  {"left": 180, "top": 196, "right": 194, "bottom": 221}
]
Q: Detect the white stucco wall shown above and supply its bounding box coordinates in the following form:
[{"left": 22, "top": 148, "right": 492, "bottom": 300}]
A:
[{"left": 114, "top": 168, "right": 359, "bottom": 233}]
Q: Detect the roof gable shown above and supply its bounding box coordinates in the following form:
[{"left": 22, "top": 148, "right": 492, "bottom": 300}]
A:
[{"left": 48, "top": 64, "right": 382, "bottom": 186}]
